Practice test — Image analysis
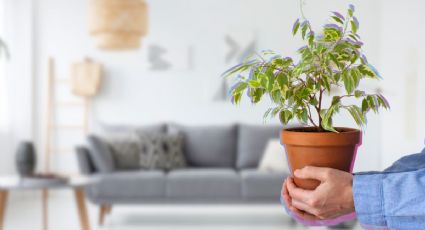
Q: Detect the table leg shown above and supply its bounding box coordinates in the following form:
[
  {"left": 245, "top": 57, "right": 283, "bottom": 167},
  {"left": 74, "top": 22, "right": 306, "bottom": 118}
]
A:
[
  {"left": 74, "top": 188, "right": 90, "bottom": 230},
  {"left": 42, "top": 189, "right": 49, "bottom": 230},
  {"left": 0, "top": 190, "right": 8, "bottom": 230}
]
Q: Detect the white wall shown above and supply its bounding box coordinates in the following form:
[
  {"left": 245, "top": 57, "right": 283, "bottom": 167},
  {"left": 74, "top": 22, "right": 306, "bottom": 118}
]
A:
[
  {"left": 3, "top": 0, "right": 422, "bottom": 174},
  {"left": 378, "top": 0, "right": 425, "bottom": 168}
]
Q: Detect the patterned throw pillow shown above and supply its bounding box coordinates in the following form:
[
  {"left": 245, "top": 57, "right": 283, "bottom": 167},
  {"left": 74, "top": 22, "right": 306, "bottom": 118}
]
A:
[
  {"left": 139, "top": 134, "right": 186, "bottom": 170},
  {"left": 103, "top": 133, "right": 141, "bottom": 170}
]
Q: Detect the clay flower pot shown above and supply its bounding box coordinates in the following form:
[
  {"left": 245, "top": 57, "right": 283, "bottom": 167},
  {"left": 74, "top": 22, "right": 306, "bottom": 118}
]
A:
[{"left": 281, "top": 127, "right": 362, "bottom": 190}]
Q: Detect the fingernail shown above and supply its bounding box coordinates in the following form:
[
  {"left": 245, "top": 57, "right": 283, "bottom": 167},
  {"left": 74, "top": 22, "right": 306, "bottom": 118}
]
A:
[{"left": 294, "top": 169, "right": 300, "bottom": 176}]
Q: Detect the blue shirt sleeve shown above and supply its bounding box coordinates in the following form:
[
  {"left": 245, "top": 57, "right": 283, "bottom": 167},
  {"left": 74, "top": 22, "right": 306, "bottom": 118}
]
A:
[{"left": 353, "top": 148, "right": 425, "bottom": 229}]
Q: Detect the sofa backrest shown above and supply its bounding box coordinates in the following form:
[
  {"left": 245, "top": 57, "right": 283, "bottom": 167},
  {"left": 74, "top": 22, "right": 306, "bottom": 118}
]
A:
[
  {"left": 102, "top": 123, "right": 167, "bottom": 134},
  {"left": 168, "top": 124, "right": 237, "bottom": 168},
  {"left": 81, "top": 123, "right": 288, "bottom": 172},
  {"left": 236, "top": 124, "right": 282, "bottom": 169}
]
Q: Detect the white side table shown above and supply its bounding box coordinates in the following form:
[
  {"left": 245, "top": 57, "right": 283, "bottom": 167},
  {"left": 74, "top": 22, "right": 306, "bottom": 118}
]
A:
[{"left": 0, "top": 176, "right": 97, "bottom": 230}]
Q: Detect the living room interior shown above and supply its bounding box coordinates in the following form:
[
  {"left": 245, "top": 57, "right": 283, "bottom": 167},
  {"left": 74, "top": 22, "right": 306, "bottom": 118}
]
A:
[{"left": 0, "top": 0, "right": 424, "bottom": 230}]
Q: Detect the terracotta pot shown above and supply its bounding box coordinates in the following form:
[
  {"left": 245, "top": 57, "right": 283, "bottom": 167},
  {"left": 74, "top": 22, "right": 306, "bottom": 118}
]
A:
[{"left": 281, "top": 127, "right": 362, "bottom": 190}]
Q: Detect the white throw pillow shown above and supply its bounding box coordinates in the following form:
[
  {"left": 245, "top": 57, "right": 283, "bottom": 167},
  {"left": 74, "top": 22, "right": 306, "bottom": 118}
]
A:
[{"left": 258, "top": 139, "right": 290, "bottom": 173}]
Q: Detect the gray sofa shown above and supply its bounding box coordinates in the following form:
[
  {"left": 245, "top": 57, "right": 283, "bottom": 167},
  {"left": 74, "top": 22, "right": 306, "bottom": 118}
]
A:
[{"left": 76, "top": 123, "right": 290, "bottom": 225}]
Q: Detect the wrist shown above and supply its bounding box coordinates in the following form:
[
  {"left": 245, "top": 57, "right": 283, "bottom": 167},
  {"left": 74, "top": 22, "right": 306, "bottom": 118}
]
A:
[{"left": 344, "top": 175, "right": 355, "bottom": 213}]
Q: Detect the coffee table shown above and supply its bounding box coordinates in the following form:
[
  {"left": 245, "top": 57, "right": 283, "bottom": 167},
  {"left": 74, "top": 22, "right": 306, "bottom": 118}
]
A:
[{"left": 0, "top": 175, "right": 97, "bottom": 230}]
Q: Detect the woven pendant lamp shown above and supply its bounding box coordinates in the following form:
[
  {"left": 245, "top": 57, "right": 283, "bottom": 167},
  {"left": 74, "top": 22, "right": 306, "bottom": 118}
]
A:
[{"left": 89, "top": 0, "right": 148, "bottom": 50}]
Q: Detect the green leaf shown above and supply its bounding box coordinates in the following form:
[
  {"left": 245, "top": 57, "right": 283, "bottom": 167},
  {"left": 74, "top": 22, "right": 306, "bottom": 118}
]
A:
[
  {"left": 233, "top": 82, "right": 248, "bottom": 94},
  {"left": 320, "top": 105, "right": 338, "bottom": 132},
  {"left": 232, "top": 92, "right": 242, "bottom": 104},
  {"left": 292, "top": 19, "right": 300, "bottom": 36},
  {"left": 321, "top": 76, "right": 331, "bottom": 92},
  {"left": 376, "top": 94, "right": 390, "bottom": 109},
  {"left": 301, "top": 108, "right": 309, "bottom": 124},
  {"left": 258, "top": 73, "right": 268, "bottom": 89},
  {"left": 358, "top": 64, "right": 377, "bottom": 78},
  {"left": 366, "top": 95, "right": 378, "bottom": 113},
  {"left": 350, "top": 20, "right": 358, "bottom": 33},
  {"left": 331, "top": 96, "right": 340, "bottom": 105},
  {"left": 354, "top": 90, "right": 365, "bottom": 98},
  {"left": 249, "top": 88, "right": 265, "bottom": 103},
  {"left": 331, "top": 16, "right": 344, "bottom": 24},
  {"left": 270, "top": 90, "right": 281, "bottom": 104},
  {"left": 342, "top": 72, "right": 354, "bottom": 94},
  {"left": 308, "top": 33, "right": 315, "bottom": 47},
  {"left": 222, "top": 61, "right": 258, "bottom": 78},
  {"left": 350, "top": 68, "right": 361, "bottom": 88},
  {"left": 271, "top": 107, "right": 281, "bottom": 117},
  {"left": 346, "top": 106, "right": 362, "bottom": 127},
  {"left": 279, "top": 110, "right": 293, "bottom": 125},
  {"left": 263, "top": 108, "right": 273, "bottom": 120},
  {"left": 348, "top": 8, "right": 354, "bottom": 17},
  {"left": 248, "top": 80, "right": 261, "bottom": 88},
  {"left": 329, "top": 54, "right": 341, "bottom": 69},
  {"left": 361, "top": 98, "right": 369, "bottom": 113},
  {"left": 301, "top": 21, "right": 309, "bottom": 39}
]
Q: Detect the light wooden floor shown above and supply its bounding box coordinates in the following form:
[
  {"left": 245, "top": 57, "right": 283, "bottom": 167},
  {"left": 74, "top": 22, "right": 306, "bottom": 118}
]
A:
[{"left": 2, "top": 192, "right": 362, "bottom": 230}]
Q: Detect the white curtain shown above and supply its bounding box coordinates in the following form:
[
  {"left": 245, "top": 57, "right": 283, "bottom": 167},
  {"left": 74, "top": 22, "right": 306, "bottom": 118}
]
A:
[
  {"left": 0, "top": 0, "right": 35, "bottom": 174},
  {"left": 0, "top": 0, "right": 13, "bottom": 174}
]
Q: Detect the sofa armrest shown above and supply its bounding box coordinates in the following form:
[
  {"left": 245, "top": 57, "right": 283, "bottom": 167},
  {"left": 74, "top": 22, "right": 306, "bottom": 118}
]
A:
[{"left": 75, "top": 146, "right": 96, "bottom": 175}]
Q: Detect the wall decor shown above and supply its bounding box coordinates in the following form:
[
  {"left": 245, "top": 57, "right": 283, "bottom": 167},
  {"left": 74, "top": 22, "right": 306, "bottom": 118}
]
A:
[
  {"left": 224, "top": 34, "right": 257, "bottom": 64},
  {"left": 71, "top": 58, "right": 102, "bottom": 97},
  {"left": 146, "top": 43, "right": 194, "bottom": 71},
  {"left": 148, "top": 44, "right": 171, "bottom": 71},
  {"left": 89, "top": 0, "right": 148, "bottom": 50}
]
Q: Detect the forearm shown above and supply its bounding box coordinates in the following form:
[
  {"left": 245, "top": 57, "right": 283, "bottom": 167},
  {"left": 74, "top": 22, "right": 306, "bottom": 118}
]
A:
[{"left": 354, "top": 168, "right": 425, "bottom": 229}]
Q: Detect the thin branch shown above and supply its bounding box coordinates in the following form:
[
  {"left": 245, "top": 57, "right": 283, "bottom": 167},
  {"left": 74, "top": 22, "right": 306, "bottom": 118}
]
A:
[{"left": 306, "top": 105, "right": 318, "bottom": 127}]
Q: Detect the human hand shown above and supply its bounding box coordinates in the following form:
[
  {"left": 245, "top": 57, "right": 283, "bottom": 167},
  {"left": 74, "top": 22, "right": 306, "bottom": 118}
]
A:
[{"left": 282, "top": 166, "right": 355, "bottom": 220}]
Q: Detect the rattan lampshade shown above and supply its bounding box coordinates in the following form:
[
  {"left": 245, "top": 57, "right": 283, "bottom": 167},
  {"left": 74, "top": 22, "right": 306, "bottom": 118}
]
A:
[{"left": 89, "top": 0, "right": 148, "bottom": 50}]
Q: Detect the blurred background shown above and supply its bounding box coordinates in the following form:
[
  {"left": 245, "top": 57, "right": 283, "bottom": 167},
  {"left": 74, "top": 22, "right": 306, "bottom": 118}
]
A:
[{"left": 0, "top": 0, "right": 424, "bottom": 229}]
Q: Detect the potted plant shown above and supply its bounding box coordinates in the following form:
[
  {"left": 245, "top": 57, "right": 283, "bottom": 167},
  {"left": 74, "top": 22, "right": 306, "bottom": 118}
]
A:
[{"left": 223, "top": 5, "right": 389, "bottom": 190}]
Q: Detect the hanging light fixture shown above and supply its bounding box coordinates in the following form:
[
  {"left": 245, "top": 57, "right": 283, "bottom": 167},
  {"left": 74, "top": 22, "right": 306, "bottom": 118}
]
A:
[{"left": 88, "top": 0, "right": 148, "bottom": 50}]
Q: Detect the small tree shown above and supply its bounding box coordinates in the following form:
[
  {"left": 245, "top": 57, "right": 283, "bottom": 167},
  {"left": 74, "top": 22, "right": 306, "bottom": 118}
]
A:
[{"left": 223, "top": 5, "right": 389, "bottom": 132}]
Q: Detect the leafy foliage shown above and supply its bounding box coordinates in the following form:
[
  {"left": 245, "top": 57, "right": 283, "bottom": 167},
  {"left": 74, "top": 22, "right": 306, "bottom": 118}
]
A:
[{"left": 223, "top": 5, "right": 389, "bottom": 132}]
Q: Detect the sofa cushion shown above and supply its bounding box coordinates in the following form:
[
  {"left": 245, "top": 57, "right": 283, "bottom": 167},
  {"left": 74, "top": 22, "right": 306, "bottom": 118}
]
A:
[
  {"left": 139, "top": 133, "right": 187, "bottom": 170},
  {"left": 237, "top": 124, "right": 282, "bottom": 169},
  {"left": 168, "top": 124, "right": 237, "bottom": 167},
  {"left": 166, "top": 169, "right": 240, "bottom": 199},
  {"left": 86, "top": 135, "right": 115, "bottom": 173},
  {"left": 89, "top": 171, "right": 166, "bottom": 199},
  {"left": 103, "top": 132, "right": 142, "bottom": 170},
  {"left": 240, "top": 169, "right": 288, "bottom": 199}
]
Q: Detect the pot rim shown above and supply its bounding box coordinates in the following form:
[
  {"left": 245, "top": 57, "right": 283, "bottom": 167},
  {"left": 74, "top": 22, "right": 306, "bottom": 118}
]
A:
[
  {"left": 281, "top": 126, "right": 362, "bottom": 146},
  {"left": 283, "top": 126, "right": 360, "bottom": 134}
]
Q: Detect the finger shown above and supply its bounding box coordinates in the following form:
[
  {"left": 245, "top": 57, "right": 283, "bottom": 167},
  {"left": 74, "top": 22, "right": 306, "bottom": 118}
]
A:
[
  {"left": 294, "top": 166, "right": 331, "bottom": 182},
  {"left": 282, "top": 180, "right": 293, "bottom": 206},
  {"left": 283, "top": 191, "right": 291, "bottom": 207},
  {"left": 289, "top": 206, "right": 319, "bottom": 221},
  {"left": 291, "top": 199, "right": 312, "bottom": 213},
  {"left": 287, "top": 177, "right": 313, "bottom": 203}
]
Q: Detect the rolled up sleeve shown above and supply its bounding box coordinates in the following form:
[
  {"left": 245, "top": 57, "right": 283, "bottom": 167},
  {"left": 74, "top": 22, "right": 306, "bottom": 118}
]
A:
[{"left": 353, "top": 173, "right": 387, "bottom": 227}]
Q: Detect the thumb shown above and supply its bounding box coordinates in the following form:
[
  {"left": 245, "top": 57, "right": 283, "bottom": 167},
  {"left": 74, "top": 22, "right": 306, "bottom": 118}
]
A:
[{"left": 294, "top": 166, "right": 330, "bottom": 182}]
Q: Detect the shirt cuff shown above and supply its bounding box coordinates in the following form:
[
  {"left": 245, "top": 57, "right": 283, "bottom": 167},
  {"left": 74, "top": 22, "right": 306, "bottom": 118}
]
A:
[{"left": 353, "top": 173, "right": 387, "bottom": 227}]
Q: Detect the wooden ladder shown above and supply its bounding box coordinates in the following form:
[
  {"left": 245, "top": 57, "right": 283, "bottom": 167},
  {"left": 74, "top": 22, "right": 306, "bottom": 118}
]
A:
[{"left": 42, "top": 57, "right": 91, "bottom": 230}]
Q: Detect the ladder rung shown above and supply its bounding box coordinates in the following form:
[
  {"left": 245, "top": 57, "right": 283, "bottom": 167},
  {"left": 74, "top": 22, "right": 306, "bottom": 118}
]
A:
[
  {"left": 50, "top": 148, "right": 75, "bottom": 154},
  {"left": 50, "top": 125, "right": 85, "bottom": 130},
  {"left": 55, "top": 102, "right": 84, "bottom": 107}
]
